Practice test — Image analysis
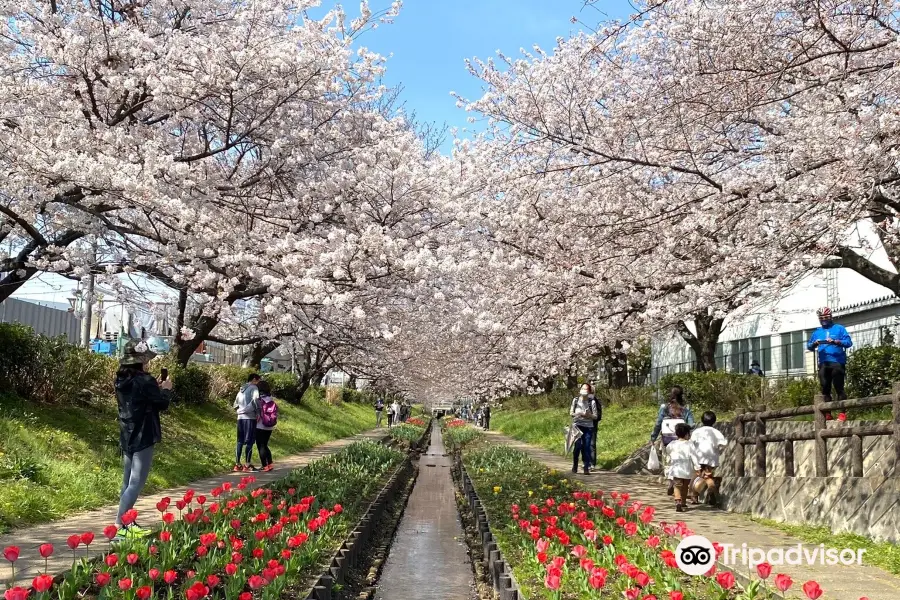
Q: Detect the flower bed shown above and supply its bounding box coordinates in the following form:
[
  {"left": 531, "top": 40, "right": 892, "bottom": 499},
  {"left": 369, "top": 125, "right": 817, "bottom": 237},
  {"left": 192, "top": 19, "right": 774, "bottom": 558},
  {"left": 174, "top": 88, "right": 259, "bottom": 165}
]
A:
[
  {"left": 387, "top": 418, "right": 430, "bottom": 450},
  {"left": 460, "top": 445, "right": 836, "bottom": 600},
  {"left": 442, "top": 421, "right": 483, "bottom": 453},
  {"left": 3, "top": 441, "right": 404, "bottom": 600}
]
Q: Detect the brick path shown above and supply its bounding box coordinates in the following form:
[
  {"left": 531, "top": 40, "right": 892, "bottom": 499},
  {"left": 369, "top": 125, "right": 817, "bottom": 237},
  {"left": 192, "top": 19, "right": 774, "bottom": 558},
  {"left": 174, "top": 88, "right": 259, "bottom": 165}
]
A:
[
  {"left": 484, "top": 431, "right": 900, "bottom": 600},
  {"left": 0, "top": 429, "right": 387, "bottom": 584}
]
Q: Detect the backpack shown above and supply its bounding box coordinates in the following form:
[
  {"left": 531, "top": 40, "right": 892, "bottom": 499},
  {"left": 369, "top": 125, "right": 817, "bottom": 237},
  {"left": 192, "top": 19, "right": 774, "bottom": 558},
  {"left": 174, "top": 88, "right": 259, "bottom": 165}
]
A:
[{"left": 260, "top": 397, "right": 278, "bottom": 428}]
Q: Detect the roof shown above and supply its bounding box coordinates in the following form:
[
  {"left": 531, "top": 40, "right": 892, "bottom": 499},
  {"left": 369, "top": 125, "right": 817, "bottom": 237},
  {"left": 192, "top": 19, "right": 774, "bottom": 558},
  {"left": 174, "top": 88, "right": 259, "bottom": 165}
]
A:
[{"left": 833, "top": 294, "right": 899, "bottom": 317}]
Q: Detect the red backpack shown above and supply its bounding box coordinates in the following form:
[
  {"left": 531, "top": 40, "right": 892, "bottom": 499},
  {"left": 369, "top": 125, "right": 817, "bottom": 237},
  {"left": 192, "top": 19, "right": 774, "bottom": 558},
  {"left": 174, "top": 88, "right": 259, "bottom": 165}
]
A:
[{"left": 260, "top": 397, "right": 278, "bottom": 428}]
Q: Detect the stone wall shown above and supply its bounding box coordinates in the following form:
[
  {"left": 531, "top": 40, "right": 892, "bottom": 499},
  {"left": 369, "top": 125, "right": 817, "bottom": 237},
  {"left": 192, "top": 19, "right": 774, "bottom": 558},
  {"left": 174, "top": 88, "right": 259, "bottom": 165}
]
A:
[{"left": 614, "top": 417, "right": 899, "bottom": 542}]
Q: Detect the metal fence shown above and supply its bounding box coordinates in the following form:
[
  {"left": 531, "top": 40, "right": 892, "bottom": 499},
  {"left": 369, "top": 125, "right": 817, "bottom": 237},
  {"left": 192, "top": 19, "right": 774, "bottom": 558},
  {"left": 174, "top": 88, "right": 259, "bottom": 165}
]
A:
[
  {"left": 0, "top": 297, "right": 81, "bottom": 343},
  {"left": 649, "top": 323, "right": 893, "bottom": 384}
]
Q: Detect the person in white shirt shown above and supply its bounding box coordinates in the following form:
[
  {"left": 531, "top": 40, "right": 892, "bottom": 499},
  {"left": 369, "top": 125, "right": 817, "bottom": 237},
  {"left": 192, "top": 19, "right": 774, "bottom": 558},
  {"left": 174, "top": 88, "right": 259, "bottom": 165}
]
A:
[
  {"left": 690, "top": 411, "right": 728, "bottom": 506},
  {"left": 390, "top": 400, "right": 401, "bottom": 426},
  {"left": 666, "top": 423, "right": 695, "bottom": 512}
]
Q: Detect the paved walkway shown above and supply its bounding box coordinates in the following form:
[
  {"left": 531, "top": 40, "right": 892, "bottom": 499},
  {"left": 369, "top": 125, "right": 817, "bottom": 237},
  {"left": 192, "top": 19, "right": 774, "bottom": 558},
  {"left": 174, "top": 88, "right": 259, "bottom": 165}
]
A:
[
  {"left": 0, "top": 429, "right": 387, "bottom": 584},
  {"left": 375, "top": 427, "right": 474, "bottom": 600},
  {"left": 485, "top": 431, "right": 900, "bottom": 600}
]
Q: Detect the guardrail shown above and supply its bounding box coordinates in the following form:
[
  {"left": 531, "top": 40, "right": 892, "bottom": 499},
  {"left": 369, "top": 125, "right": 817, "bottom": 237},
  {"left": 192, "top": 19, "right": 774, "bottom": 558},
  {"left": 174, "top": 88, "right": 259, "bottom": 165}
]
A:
[{"left": 733, "top": 382, "right": 900, "bottom": 478}]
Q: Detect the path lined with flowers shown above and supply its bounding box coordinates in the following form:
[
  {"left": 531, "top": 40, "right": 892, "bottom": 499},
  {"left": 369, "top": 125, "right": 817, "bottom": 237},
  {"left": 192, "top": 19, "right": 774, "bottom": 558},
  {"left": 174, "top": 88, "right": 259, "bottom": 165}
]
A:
[
  {"left": 374, "top": 426, "right": 475, "bottom": 599},
  {"left": 0, "top": 429, "right": 387, "bottom": 584},
  {"left": 483, "top": 431, "right": 900, "bottom": 600}
]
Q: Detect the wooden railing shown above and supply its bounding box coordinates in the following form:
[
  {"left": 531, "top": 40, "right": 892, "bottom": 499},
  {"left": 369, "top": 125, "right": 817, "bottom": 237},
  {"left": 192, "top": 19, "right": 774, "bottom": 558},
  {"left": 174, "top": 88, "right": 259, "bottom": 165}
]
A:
[{"left": 733, "top": 382, "right": 900, "bottom": 478}]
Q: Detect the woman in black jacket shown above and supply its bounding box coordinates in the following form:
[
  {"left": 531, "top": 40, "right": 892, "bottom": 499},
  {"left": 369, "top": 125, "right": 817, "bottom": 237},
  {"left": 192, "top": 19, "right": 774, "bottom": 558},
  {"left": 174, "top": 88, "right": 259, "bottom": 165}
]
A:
[{"left": 114, "top": 340, "right": 171, "bottom": 538}]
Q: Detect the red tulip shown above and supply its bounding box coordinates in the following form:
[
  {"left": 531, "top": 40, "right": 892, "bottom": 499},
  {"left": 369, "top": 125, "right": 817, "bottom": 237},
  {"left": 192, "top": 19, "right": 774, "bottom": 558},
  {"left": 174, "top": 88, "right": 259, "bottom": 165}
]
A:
[
  {"left": 838, "top": 413, "right": 847, "bottom": 422},
  {"left": 571, "top": 545, "right": 587, "bottom": 558},
  {"left": 624, "top": 589, "right": 640, "bottom": 600},
  {"left": 755, "top": 562, "right": 772, "bottom": 579},
  {"left": 225, "top": 564, "right": 238, "bottom": 577},
  {"left": 333, "top": 504, "right": 343, "bottom": 514},
  {"left": 185, "top": 582, "right": 209, "bottom": 600},
  {"left": 127, "top": 553, "right": 139, "bottom": 566},
  {"left": 162, "top": 513, "right": 175, "bottom": 525},
  {"left": 603, "top": 535, "right": 613, "bottom": 545},
  {"left": 239, "top": 594, "right": 252, "bottom": 600},
  {"left": 4, "top": 546, "right": 20, "bottom": 563},
  {"left": 96, "top": 573, "right": 111, "bottom": 587},
  {"left": 646, "top": 536, "right": 660, "bottom": 548},
  {"left": 156, "top": 498, "right": 170, "bottom": 512},
  {"left": 66, "top": 536, "right": 80, "bottom": 551},
  {"left": 248, "top": 576, "right": 267, "bottom": 590},
  {"left": 164, "top": 571, "right": 178, "bottom": 585},
  {"left": 635, "top": 572, "right": 651, "bottom": 588},
  {"left": 39, "top": 544, "right": 54, "bottom": 558},
  {"left": 80, "top": 533, "right": 94, "bottom": 546},
  {"left": 148, "top": 569, "right": 160, "bottom": 581},
  {"left": 105, "top": 554, "right": 118, "bottom": 567},
  {"left": 160, "top": 531, "right": 172, "bottom": 543},
  {"left": 589, "top": 567, "right": 607, "bottom": 589},
  {"left": 206, "top": 576, "right": 220, "bottom": 588},
  {"left": 775, "top": 574, "right": 793, "bottom": 592},
  {"left": 669, "top": 592, "right": 684, "bottom": 600},
  {"left": 716, "top": 571, "right": 735, "bottom": 590},
  {"left": 136, "top": 587, "right": 152, "bottom": 600},
  {"left": 32, "top": 575, "right": 53, "bottom": 593},
  {"left": 121, "top": 509, "right": 138, "bottom": 526},
  {"left": 544, "top": 569, "right": 561, "bottom": 591},
  {"left": 802, "top": 581, "right": 824, "bottom": 600},
  {"left": 197, "top": 496, "right": 207, "bottom": 506},
  {"left": 118, "top": 578, "right": 133, "bottom": 591},
  {"left": 4, "top": 587, "right": 29, "bottom": 600},
  {"left": 103, "top": 525, "right": 118, "bottom": 540}
]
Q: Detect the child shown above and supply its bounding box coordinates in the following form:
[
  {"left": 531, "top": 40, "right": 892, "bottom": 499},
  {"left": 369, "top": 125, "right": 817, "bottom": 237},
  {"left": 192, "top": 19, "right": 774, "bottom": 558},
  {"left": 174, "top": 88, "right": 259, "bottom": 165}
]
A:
[
  {"left": 690, "top": 411, "right": 728, "bottom": 505},
  {"left": 256, "top": 381, "right": 278, "bottom": 472},
  {"left": 667, "top": 423, "right": 694, "bottom": 512}
]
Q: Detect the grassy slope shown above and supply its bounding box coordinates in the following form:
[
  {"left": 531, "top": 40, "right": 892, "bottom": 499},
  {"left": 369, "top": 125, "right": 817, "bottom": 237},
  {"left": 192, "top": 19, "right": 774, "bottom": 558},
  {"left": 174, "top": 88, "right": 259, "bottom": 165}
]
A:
[
  {"left": 491, "top": 404, "right": 659, "bottom": 469},
  {"left": 0, "top": 393, "right": 375, "bottom": 533}
]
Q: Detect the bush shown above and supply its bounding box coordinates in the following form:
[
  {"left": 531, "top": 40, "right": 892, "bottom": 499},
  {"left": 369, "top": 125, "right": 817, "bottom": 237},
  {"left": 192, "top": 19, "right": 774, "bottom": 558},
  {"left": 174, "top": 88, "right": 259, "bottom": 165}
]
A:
[
  {"left": 0, "top": 323, "right": 117, "bottom": 404},
  {"left": 152, "top": 357, "right": 212, "bottom": 405},
  {"left": 207, "top": 364, "right": 254, "bottom": 403},
  {"left": 264, "top": 372, "right": 301, "bottom": 403},
  {"left": 659, "top": 371, "right": 765, "bottom": 412},
  {"left": 846, "top": 345, "right": 900, "bottom": 398}
]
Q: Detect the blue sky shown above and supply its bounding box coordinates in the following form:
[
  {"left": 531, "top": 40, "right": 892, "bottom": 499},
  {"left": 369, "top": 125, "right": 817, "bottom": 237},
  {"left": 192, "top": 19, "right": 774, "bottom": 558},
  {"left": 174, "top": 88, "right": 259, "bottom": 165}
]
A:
[{"left": 334, "top": 0, "right": 633, "bottom": 136}]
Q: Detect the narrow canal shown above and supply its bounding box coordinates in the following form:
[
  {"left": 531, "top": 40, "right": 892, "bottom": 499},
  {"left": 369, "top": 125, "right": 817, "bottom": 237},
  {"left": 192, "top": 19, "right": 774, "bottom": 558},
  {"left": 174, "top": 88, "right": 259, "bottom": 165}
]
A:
[{"left": 374, "top": 426, "right": 475, "bottom": 599}]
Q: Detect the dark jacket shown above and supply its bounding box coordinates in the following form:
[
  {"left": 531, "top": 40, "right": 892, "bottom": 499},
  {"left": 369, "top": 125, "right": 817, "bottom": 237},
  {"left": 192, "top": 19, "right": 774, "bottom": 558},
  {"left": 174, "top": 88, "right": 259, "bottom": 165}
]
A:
[{"left": 116, "top": 371, "right": 171, "bottom": 454}]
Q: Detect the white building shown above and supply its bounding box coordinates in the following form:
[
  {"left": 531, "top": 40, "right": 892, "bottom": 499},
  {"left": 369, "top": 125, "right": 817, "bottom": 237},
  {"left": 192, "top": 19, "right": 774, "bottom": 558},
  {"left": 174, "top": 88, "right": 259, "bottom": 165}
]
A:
[{"left": 651, "top": 222, "right": 899, "bottom": 381}]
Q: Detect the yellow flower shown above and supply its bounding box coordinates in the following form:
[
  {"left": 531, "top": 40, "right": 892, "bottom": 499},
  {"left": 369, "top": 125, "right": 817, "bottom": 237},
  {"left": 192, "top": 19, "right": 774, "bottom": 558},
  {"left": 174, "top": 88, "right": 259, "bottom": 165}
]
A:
[
  {"left": 561, "top": 479, "right": 568, "bottom": 485},
  {"left": 549, "top": 469, "right": 557, "bottom": 476},
  {"left": 493, "top": 486, "right": 502, "bottom": 494},
  {"left": 528, "top": 490, "right": 534, "bottom": 497}
]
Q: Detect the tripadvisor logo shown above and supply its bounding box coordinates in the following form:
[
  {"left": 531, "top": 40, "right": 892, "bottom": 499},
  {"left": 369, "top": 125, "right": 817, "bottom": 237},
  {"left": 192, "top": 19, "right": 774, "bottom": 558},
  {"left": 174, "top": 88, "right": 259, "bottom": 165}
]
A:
[{"left": 675, "top": 535, "right": 866, "bottom": 576}]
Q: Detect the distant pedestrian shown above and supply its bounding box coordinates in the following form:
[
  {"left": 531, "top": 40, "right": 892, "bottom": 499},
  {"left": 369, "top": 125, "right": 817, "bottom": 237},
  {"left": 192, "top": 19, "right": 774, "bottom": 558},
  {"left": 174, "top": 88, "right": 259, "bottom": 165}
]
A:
[
  {"left": 256, "top": 380, "right": 278, "bottom": 472},
  {"left": 589, "top": 390, "right": 602, "bottom": 471},
  {"left": 391, "top": 400, "right": 401, "bottom": 426},
  {"left": 747, "top": 360, "right": 764, "bottom": 376},
  {"left": 570, "top": 384, "right": 598, "bottom": 475},
  {"left": 808, "top": 306, "right": 853, "bottom": 403},
  {"left": 482, "top": 404, "right": 491, "bottom": 430},
  {"left": 114, "top": 340, "right": 171, "bottom": 539},
  {"left": 234, "top": 373, "right": 261, "bottom": 472},
  {"left": 375, "top": 397, "right": 385, "bottom": 427}
]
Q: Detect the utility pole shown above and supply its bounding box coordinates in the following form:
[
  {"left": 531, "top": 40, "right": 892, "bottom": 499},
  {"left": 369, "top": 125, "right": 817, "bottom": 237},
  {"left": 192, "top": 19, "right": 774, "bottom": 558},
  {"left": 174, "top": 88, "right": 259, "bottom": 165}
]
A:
[{"left": 80, "top": 241, "right": 96, "bottom": 349}]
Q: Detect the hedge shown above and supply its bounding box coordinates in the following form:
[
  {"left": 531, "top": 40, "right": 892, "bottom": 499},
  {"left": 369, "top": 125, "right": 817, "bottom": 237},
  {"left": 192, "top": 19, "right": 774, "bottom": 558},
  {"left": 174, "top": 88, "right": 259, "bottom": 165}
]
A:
[{"left": 0, "top": 323, "right": 362, "bottom": 406}]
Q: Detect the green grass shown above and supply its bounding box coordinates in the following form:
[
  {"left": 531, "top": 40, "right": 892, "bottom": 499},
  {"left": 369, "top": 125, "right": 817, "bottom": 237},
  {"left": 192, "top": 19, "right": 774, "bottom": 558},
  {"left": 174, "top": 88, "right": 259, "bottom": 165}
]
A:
[
  {"left": 491, "top": 404, "right": 659, "bottom": 469},
  {"left": 0, "top": 392, "right": 376, "bottom": 533},
  {"left": 751, "top": 516, "right": 900, "bottom": 575}
]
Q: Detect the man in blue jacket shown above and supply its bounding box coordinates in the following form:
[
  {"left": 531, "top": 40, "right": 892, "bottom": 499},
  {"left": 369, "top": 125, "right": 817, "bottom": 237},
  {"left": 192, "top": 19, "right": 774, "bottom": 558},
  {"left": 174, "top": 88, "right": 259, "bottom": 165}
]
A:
[{"left": 807, "top": 307, "right": 853, "bottom": 402}]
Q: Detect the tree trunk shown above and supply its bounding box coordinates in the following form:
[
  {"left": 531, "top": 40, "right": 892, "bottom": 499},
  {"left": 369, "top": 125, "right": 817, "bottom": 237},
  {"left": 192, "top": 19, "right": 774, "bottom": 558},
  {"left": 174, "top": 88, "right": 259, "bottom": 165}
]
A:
[
  {"left": 676, "top": 312, "right": 724, "bottom": 372},
  {"left": 542, "top": 375, "right": 555, "bottom": 394},
  {"left": 175, "top": 314, "right": 219, "bottom": 367},
  {"left": 610, "top": 340, "right": 629, "bottom": 388},
  {"left": 565, "top": 364, "right": 579, "bottom": 390},
  {"left": 0, "top": 267, "right": 38, "bottom": 303},
  {"left": 244, "top": 340, "right": 279, "bottom": 370}
]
